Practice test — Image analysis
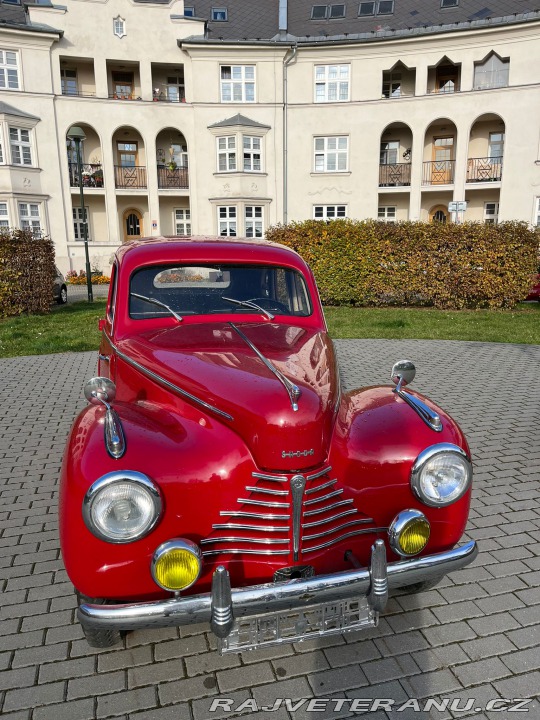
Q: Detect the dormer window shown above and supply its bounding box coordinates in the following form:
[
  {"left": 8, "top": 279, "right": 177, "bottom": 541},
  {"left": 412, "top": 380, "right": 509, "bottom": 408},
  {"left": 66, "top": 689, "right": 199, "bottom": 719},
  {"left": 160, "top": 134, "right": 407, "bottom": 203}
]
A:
[
  {"left": 311, "top": 5, "right": 328, "bottom": 19},
  {"left": 441, "top": 0, "right": 459, "bottom": 6},
  {"left": 358, "top": 2, "right": 375, "bottom": 16},
  {"left": 184, "top": 6, "right": 195, "bottom": 16},
  {"left": 212, "top": 7, "right": 228, "bottom": 21},
  {"left": 113, "top": 16, "right": 126, "bottom": 38},
  {"left": 377, "top": 0, "right": 394, "bottom": 14},
  {"left": 329, "top": 4, "right": 345, "bottom": 17}
]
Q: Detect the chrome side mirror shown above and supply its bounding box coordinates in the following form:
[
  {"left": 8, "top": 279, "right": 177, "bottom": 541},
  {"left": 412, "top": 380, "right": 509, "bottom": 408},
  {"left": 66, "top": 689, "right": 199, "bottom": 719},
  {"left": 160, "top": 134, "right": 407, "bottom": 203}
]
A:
[
  {"left": 84, "top": 377, "right": 117, "bottom": 406},
  {"left": 391, "top": 360, "right": 416, "bottom": 392}
]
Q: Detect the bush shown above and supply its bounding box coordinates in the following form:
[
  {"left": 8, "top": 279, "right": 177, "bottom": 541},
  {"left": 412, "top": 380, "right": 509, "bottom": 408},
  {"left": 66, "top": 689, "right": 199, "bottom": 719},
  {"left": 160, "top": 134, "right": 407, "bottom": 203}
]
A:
[
  {"left": 266, "top": 220, "right": 539, "bottom": 309},
  {"left": 67, "top": 273, "right": 110, "bottom": 285},
  {"left": 0, "top": 229, "right": 55, "bottom": 318}
]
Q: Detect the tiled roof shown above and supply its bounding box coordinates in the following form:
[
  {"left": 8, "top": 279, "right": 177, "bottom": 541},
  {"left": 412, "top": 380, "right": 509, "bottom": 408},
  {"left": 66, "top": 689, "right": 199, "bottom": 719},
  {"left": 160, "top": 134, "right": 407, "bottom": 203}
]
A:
[{"left": 208, "top": 113, "right": 271, "bottom": 129}]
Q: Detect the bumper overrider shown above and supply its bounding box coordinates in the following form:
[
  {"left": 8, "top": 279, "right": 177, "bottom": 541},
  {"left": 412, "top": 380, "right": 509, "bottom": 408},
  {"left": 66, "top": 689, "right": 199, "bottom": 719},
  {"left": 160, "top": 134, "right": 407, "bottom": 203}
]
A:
[{"left": 78, "top": 540, "right": 478, "bottom": 638}]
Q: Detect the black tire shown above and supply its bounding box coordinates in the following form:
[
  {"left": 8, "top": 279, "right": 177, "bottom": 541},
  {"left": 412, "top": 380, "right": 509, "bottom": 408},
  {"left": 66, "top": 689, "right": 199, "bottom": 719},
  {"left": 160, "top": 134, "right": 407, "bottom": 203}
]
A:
[
  {"left": 77, "top": 593, "right": 123, "bottom": 648},
  {"left": 57, "top": 285, "right": 68, "bottom": 305}
]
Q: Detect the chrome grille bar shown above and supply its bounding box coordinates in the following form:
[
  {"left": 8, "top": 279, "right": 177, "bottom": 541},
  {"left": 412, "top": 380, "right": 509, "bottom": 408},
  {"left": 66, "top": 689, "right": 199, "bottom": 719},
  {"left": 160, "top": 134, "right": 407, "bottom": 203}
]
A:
[
  {"left": 212, "top": 523, "right": 289, "bottom": 533},
  {"left": 245, "top": 486, "right": 289, "bottom": 496},
  {"left": 305, "top": 479, "right": 337, "bottom": 495},
  {"left": 304, "top": 489, "right": 343, "bottom": 506},
  {"left": 201, "top": 537, "right": 289, "bottom": 545},
  {"left": 221, "top": 511, "right": 291, "bottom": 520},
  {"left": 303, "top": 499, "right": 354, "bottom": 517},
  {"left": 240, "top": 499, "right": 290, "bottom": 508},
  {"left": 202, "top": 549, "right": 290, "bottom": 557},
  {"left": 306, "top": 466, "right": 332, "bottom": 481},
  {"left": 252, "top": 472, "right": 288, "bottom": 483},
  {"left": 302, "top": 509, "right": 361, "bottom": 528},
  {"left": 302, "top": 527, "right": 388, "bottom": 554},
  {"left": 302, "top": 519, "right": 375, "bottom": 542}
]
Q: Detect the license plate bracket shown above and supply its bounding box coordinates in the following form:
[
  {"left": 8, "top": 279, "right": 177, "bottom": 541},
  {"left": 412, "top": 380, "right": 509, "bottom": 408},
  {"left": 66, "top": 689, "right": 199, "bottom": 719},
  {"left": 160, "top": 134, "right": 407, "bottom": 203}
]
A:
[{"left": 219, "top": 597, "right": 377, "bottom": 654}]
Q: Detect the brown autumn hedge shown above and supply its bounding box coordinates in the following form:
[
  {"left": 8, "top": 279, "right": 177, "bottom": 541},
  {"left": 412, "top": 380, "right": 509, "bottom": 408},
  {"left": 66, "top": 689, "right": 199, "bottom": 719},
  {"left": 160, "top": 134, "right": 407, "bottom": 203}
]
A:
[
  {"left": 0, "top": 229, "right": 55, "bottom": 318},
  {"left": 266, "top": 220, "right": 539, "bottom": 309}
]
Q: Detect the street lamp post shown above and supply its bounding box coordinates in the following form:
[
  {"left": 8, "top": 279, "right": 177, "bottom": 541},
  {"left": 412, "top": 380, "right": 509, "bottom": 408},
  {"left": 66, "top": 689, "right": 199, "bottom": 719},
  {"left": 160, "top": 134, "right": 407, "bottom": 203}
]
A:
[{"left": 66, "top": 125, "right": 93, "bottom": 302}]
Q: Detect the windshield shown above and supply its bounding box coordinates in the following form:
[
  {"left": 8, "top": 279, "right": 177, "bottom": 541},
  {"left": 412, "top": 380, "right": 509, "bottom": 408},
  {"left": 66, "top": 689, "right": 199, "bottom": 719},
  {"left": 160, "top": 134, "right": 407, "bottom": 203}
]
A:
[{"left": 129, "top": 264, "right": 312, "bottom": 319}]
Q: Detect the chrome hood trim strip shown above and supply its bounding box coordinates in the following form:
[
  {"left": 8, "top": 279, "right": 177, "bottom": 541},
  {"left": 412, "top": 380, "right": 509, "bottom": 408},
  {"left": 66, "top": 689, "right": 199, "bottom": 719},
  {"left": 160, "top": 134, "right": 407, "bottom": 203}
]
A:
[
  {"left": 229, "top": 322, "right": 301, "bottom": 412},
  {"left": 394, "top": 388, "right": 442, "bottom": 432},
  {"left": 110, "top": 340, "right": 233, "bottom": 421}
]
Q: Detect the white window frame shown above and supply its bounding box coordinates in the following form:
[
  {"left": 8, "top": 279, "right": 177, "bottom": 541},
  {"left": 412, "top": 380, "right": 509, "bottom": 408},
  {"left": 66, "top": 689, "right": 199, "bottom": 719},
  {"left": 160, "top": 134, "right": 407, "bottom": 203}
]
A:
[
  {"left": 313, "top": 205, "right": 347, "bottom": 220},
  {"left": 9, "top": 126, "right": 32, "bottom": 166},
  {"left": 473, "top": 54, "right": 509, "bottom": 90},
  {"left": 113, "top": 16, "right": 126, "bottom": 39},
  {"left": 242, "top": 135, "right": 262, "bottom": 172},
  {"left": 0, "top": 127, "right": 4, "bottom": 165},
  {"left": 483, "top": 202, "right": 499, "bottom": 225},
  {"left": 377, "top": 0, "right": 394, "bottom": 15},
  {"left": 72, "top": 206, "right": 90, "bottom": 242},
  {"left": 217, "top": 136, "right": 236, "bottom": 172},
  {"left": 0, "top": 49, "right": 19, "bottom": 90},
  {"left": 245, "top": 205, "right": 263, "bottom": 237},
  {"left": 314, "top": 136, "right": 349, "bottom": 173},
  {"left": 382, "top": 70, "right": 402, "bottom": 98},
  {"left": 314, "top": 64, "right": 350, "bottom": 103},
  {"left": 184, "top": 6, "right": 195, "bottom": 16},
  {"left": 61, "top": 68, "right": 78, "bottom": 96},
  {"left": 220, "top": 65, "right": 255, "bottom": 103},
  {"left": 19, "top": 202, "right": 42, "bottom": 237},
  {"left": 211, "top": 7, "right": 228, "bottom": 21},
  {"left": 218, "top": 205, "right": 237, "bottom": 236},
  {"left": 174, "top": 208, "right": 191, "bottom": 235},
  {"left": 380, "top": 140, "right": 399, "bottom": 165},
  {"left": 378, "top": 206, "right": 397, "bottom": 223},
  {"left": 0, "top": 201, "right": 10, "bottom": 229}
]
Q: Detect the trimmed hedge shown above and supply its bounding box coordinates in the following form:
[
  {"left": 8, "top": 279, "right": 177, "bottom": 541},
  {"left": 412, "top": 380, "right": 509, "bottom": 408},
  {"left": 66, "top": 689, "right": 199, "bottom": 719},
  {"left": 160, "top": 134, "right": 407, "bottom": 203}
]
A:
[
  {"left": 0, "top": 230, "right": 55, "bottom": 318},
  {"left": 266, "top": 220, "right": 539, "bottom": 309}
]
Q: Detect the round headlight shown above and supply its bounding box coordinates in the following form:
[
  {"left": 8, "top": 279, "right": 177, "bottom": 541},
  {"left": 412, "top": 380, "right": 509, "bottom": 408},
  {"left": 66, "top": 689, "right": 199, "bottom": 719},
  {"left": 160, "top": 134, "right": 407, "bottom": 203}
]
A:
[
  {"left": 83, "top": 471, "right": 162, "bottom": 543},
  {"left": 389, "top": 509, "right": 430, "bottom": 557},
  {"left": 152, "top": 539, "right": 202, "bottom": 591},
  {"left": 411, "top": 443, "right": 472, "bottom": 507}
]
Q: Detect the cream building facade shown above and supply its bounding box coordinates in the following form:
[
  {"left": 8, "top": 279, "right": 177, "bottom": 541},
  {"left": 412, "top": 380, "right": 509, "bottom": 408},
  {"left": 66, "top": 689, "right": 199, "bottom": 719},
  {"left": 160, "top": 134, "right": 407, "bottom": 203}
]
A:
[{"left": 0, "top": 0, "right": 539, "bottom": 273}]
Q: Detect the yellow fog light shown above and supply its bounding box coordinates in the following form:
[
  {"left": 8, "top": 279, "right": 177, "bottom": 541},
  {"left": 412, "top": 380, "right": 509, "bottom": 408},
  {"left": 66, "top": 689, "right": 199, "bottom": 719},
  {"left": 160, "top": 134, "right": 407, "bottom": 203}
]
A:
[
  {"left": 151, "top": 539, "right": 202, "bottom": 592},
  {"left": 389, "top": 510, "right": 430, "bottom": 557}
]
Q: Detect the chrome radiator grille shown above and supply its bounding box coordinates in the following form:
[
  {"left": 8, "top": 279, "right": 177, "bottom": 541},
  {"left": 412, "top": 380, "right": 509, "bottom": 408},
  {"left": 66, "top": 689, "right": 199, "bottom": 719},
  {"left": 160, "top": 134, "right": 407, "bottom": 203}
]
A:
[{"left": 201, "top": 466, "right": 383, "bottom": 559}]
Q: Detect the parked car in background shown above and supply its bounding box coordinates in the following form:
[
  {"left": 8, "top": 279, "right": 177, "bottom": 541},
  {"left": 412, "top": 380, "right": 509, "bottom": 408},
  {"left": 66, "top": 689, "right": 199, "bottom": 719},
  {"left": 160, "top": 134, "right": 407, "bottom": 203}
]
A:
[
  {"left": 525, "top": 274, "right": 540, "bottom": 301},
  {"left": 53, "top": 266, "right": 67, "bottom": 304},
  {"left": 60, "top": 237, "right": 477, "bottom": 652}
]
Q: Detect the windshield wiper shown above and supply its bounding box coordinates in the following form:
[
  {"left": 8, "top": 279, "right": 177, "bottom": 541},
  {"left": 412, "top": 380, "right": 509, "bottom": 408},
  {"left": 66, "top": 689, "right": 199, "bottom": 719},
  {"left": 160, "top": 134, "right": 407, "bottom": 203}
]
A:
[
  {"left": 130, "top": 293, "right": 183, "bottom": 322},
  {"left": 221, "top": 296, "right": 274, "bottom": 320}
]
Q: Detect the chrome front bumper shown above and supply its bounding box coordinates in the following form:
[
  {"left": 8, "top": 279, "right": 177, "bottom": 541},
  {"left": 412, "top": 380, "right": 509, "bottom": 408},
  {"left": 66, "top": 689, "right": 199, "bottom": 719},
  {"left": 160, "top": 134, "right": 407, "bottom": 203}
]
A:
[{"left": 78, "top": 540, "right": 478, "bottom": 634}]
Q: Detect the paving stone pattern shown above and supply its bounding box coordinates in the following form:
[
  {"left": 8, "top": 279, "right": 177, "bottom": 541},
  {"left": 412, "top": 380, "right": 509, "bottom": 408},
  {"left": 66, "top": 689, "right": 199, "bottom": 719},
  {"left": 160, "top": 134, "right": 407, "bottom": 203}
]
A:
[{"left": 1, "top": 340, "right": 539, "bottom": 719}]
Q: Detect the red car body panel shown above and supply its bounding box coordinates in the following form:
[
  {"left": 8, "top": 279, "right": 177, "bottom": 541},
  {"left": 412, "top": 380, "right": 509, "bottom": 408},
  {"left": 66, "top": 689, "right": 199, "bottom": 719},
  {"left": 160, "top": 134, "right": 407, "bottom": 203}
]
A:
[{"left": 59, "top": 237, "right": 472, "bottom": 602}]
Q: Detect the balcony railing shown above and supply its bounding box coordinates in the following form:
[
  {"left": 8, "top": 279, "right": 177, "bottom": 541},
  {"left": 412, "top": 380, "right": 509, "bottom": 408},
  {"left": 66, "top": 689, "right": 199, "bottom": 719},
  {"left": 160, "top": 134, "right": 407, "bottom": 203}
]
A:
[
  {"left": 108, "top": 92, "right": 142, "bottom": 101},
  {"left": 157, "top": 166, "right": 189, "bottom": 189},
  {"left": 379, "top": 163, "right": 411, "bottom": 187},
  {"left": 422, "top": 160, "right": 455, "bottom": 185},
  {"left": 114, "top": 166, "right": 147, "bottom": 189},
  {"left": 62, "top": 89, "right": 97, "bottom": 98},
  {"left": 68, "top": 162, "right": 104, "bottom": 188},
  {"left": 466, "top": 157, "right": 503, "bottom": 183}
]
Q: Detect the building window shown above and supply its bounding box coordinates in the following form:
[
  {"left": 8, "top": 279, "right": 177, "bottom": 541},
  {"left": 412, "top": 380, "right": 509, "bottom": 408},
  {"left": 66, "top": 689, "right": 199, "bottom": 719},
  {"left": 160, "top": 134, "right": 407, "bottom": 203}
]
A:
[
  {"left": 311, "top": 5, "right": 328, "bottom": 18},
  {"left": 245, "top": 206, "right": 263, "bottom": 237},
  {"left": 9, "top": 127, "right": 32, "bottom": 165},
  {"left": 382, "top": 70, "right": 402, "bottom": 98},
  {"left": 380, "top": 140, "right": 399, "bottom": 165},
  {"left": 61, "top": 68, "right": 78, "bottom": 96},
  {"left": 0, "top": 202, "right": 9, "bottom": 228},
  {"left": 358, "top": 1, "right": 375, "bottom": 15},
  {"left": 314, "top": 205, "right": 347, "bottom": 220},
  {"left": 378, "top": 206, "right": 397, "bottom": 223},
  {"left": 441, "top": 0, "right": 459, "bottom": 6},
  {"left": 0, "top": 50, "right": 19, "bottom": 90},
  {"left": 377, "top": 0, "right": 394, "bottom": 14},
  {"left": 243, "top": 136, "right": 261, "bottom": 171},
  {"left": 165, "top": 76, "right": 185, "bottom": 102},
  {"left": 330, "top": 4, "right": 346, "bottom": 18},
  {"left": 212, "top": 7, "right": 228, "bottom": 20},
  {"left": 184, "top": 6, "right": 195, "bottom": 16},
  {"left": 474, "top": 53, "right": 509, "bottom": 89},
  {"left": 0, "top": 129, "right": 4, "bottom": 164},
  {"left": 112, "top": 71, "right": 133, "bottom": 99},
  {"left": 218, "top": 206, "right": 237, "bottom": 236},
  {"left": 220, "top": 65, "right": 255, "bottom": 103},
  {"left": 174, "top": 208, "right": 191, "bottom": 235},
  {"left": 72, "top": 207, "right": 89, "bottom": 241},
  {"left": 19, "top": 202, "right": 41, "bottom": 236},
  {"left": 217, "top": 136, "right": 236, "bottom": 171},
  {"left": 484, "top": 202, "right": 499, "bottom": 224},
  {"left": 315, "top": 64, "right": 350, "bottom": 102},
  {"left": 113, "top": 16, "right": 126, "bottom": 38},
  {"left": 488, "top": 132, "right": 504, "bottom": 160},
  {"left": 314, "top": 136, "right": 348, "bottom": 172},
  {"left": 536, "top": 198, "right": 540, "bottom": 227}
]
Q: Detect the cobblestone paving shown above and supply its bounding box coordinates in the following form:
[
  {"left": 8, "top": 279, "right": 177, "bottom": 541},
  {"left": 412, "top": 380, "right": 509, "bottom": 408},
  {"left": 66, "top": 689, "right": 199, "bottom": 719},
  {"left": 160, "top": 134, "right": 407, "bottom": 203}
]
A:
[{"left": 1, "top": 340, "right": 539, "bottom": 720}]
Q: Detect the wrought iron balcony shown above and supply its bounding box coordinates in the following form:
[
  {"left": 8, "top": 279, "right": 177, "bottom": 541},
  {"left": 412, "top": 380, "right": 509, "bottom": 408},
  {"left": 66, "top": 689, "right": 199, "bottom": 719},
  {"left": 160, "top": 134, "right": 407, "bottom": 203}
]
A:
[
  {"left": 466, "top": 157, "right": 503, "bottom": 182},
  {"left": 114, "top": 166, "right": 147, "bottom": 189},
  {"left": 379, "top": 163, "right": 411, "bottom": 187},
  {"left": 68, "top": 162, "right": 104, "bottom": 188},
  {"left": 157, "top": 166, "right": 189, "bottom": 189},
  {"left": 422, "top": 160, "right": 455, "bottom": 186}
]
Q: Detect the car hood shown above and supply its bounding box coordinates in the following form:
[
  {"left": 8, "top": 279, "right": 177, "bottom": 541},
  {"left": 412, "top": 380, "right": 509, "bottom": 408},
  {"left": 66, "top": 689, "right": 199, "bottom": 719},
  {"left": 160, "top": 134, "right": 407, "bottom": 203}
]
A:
[{"left": 118, "top": 321, "right": 339, "bottom": 471}]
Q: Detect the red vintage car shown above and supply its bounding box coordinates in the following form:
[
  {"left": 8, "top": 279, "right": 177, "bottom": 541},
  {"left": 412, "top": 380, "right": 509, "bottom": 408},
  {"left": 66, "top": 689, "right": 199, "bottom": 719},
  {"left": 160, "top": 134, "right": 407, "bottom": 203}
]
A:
[
  {"left": 525, "top": 274, "right": 540, "bottom": 301},
  {"left": 60, "top": 237, "right": 477, "bottom": 651}
]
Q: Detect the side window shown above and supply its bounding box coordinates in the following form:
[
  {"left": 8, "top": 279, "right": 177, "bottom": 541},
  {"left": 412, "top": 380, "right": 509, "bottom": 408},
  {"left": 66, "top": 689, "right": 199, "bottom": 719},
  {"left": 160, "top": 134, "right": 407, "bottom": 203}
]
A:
[{"left": 107, "top": 263, "right": 118, "bottom": 323}]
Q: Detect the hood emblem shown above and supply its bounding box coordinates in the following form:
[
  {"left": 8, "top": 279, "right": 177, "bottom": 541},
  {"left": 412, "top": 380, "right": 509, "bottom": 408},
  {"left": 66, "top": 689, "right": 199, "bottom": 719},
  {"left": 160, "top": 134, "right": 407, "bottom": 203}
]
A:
[{"left": 282, "top": 449, "right": 314, "bottom": 459}]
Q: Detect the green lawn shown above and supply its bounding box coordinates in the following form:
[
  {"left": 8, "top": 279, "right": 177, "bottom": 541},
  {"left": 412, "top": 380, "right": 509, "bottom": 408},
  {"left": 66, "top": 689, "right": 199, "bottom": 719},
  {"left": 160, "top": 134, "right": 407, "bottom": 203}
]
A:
[{"left": 0, "top": 300, "right": 539, "bottom": 358}]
